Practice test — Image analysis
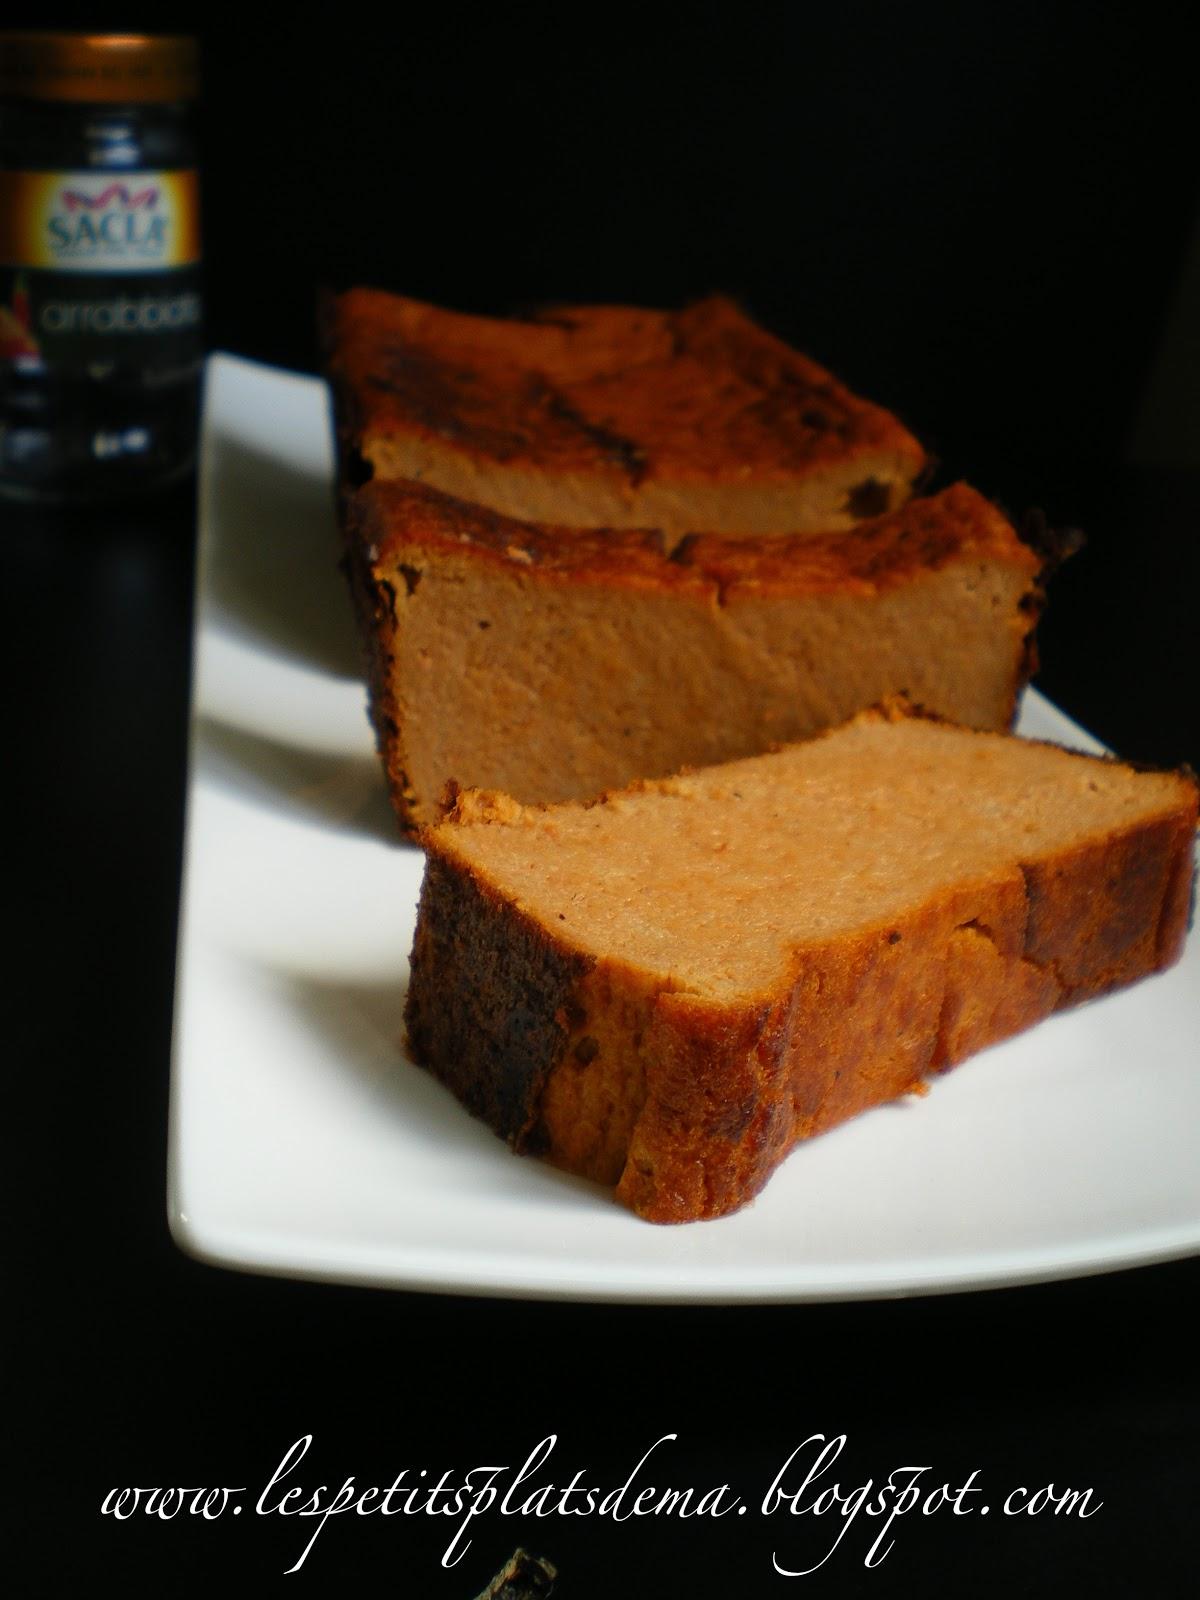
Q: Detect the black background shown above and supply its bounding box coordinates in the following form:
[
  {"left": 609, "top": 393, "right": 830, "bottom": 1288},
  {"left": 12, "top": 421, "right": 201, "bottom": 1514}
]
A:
[{"left": 6, "top": 2, "right": 1199, "bottom": 1594}]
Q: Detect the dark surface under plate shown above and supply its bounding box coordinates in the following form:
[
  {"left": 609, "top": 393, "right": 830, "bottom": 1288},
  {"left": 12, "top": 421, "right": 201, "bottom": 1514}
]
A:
[{"left": 5, "top": 461, "right": 1198, "bottom": 1595}]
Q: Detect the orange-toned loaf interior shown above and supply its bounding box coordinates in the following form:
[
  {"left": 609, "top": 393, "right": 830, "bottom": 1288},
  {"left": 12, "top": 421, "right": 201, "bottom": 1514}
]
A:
[{"left": 343, "top": 479, "right": 1047, "bottom": 830}]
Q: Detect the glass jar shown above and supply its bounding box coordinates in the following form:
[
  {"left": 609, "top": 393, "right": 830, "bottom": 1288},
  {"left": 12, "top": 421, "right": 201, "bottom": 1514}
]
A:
[{"left": 0, "top": 33, "right": 202, "bottom": 503}]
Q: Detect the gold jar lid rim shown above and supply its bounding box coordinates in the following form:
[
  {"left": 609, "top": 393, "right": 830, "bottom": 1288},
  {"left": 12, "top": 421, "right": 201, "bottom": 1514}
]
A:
[{"left": 0, "top": 33, "right": 198, "bottom": 104}]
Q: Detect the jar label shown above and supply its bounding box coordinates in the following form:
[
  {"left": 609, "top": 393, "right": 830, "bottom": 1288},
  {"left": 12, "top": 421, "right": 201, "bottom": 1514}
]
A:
[
  {"left": 0, "top": 169, "right": 200, "bottom": 272},
  {"left": 1, "top": 169, "right": 201, "bottom": 370}
]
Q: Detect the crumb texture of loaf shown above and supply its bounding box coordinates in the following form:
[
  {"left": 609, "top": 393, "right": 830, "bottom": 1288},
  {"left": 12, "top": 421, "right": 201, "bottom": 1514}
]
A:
[
  {"left": 325, "top": 289, "right": 928, "bottom": 536},
  {"left": 343, "top": 479, "right": 1046, "bottom": 831},
  {"left": 404, "top": 708, "right": 1198, "bottom": 1222}
]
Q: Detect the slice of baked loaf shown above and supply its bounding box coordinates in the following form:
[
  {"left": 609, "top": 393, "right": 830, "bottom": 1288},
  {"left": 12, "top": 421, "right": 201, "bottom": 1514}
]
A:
[
  {"left": 405, "top": 704, "right": 1197, "bottom": 1223},
  {"left": 343, "top": 479, "right": 1048, "bottom": 831},
  {"left": 325, "top": 290, "right": 928, "bottom": 537}
]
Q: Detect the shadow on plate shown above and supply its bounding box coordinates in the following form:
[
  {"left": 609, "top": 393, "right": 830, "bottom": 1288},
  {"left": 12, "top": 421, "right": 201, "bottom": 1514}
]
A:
[
  {"left": 272, "top": 964, "right": 611, "bottom": 1213},
  {"left": 196, "top": 714, "right": 404, "bottom": 846},
  {"left": 204, "top": 430, "right": 359, "bottom": 679}
]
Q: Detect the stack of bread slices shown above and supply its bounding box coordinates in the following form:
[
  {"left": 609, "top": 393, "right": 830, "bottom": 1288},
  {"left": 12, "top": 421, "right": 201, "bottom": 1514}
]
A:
[{"left": 326, "top": 290, "right": 1196, "bottom": 1222}]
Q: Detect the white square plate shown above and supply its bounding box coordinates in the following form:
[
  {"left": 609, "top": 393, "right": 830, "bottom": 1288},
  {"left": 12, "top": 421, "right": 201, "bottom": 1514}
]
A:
[{"left": 168, "top": 352, "right": 1200, "bottom": 1301}]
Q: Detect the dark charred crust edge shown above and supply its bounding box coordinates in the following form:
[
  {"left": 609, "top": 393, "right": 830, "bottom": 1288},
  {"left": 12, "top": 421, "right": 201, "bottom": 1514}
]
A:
[
  {"left": 1019, "top": 800, "right": 1198, "bottom": 997},
  {"left": 541, "top": 385, "right": 649, "bottom": 485},
  {"left": 336, "top": 489, "right": 418, "bottom": 834},
  {"left": 912, "top": 450, "right": 941, "bottom": 495},
  {"left": 324, "top": 293, "right": 411, "bottom": 829},
  {"left": 1015, "top": 585, "right": 1045, "bottom": 696},
  {"left": 1014, "top": 505, "right": 1087, "bottom": 575},
  {"left": 321, "top": 287, "right": 378, "bottom": 491},
  {"left": 1006, "top": 505, "right": 1085, "bottom": 702},
  {"left": 405, "top": 851, "right": 595, "bottom": 1149}
]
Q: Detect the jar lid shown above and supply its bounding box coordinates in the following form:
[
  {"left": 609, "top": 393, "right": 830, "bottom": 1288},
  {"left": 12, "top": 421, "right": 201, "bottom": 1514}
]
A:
[{"left": 0, "top": 33, "right": 198, "bottom": 104}]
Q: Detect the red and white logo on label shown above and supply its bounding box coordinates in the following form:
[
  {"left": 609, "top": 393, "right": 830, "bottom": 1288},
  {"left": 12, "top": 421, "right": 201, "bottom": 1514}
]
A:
[{"left": 60, "top": 182, "right": 160, "bottom": 213}]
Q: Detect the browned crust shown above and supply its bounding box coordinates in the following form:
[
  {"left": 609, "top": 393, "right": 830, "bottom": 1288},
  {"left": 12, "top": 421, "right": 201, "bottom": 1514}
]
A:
[
  {"left": 349, "top": 477, "right": 1039, "bottom": 598},
  {"left": 1008, "top": 506, "right": 1087, "bottom": 689},
  {"left": 679, "top": 482, "right": 1041, "bottom": 595},
  {"left": 1018, "top": 808, "right": 1199, "bottom": 995},
  {"left": 408, "top": 717, "right": 1198, "bottom": 1222},
  {"left": 336, "top": 487, "right": 418, "bottom": 821},
  {"left": 405, "top": 850, "right": 596, "bottom": 1147},
  {"left": 324, "top": 288, "right": 927, "bottom": 489},
  {"left": 349, "top": 476, "right": 683, "bottom": 592},
  {"left": 1014, "top": 505, "right": 1087, "bottom": 577}
]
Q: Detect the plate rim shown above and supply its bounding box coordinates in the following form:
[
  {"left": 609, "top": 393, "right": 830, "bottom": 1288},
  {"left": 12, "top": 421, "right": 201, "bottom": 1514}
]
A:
[{"left": 169, "top": 350, "right": 1199, "bottom": 1304}]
